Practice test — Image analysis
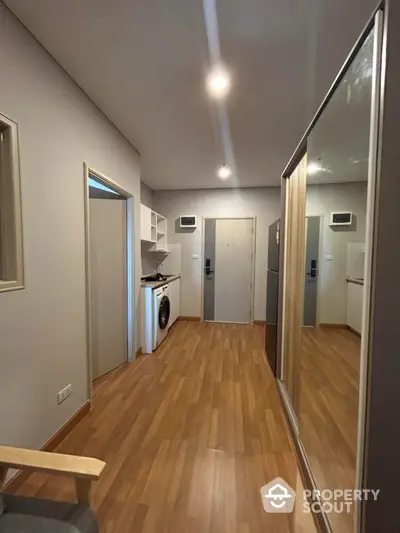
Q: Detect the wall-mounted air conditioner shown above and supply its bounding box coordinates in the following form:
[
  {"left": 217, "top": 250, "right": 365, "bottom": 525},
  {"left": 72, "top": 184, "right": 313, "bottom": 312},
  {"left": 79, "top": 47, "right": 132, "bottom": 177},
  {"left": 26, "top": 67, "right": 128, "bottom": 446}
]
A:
[
  {"left": 180, "top": 215, "right": 197, "bottom": 228},
  {"left": 330, "top": 211, "right": 353, "bottom": 226}
]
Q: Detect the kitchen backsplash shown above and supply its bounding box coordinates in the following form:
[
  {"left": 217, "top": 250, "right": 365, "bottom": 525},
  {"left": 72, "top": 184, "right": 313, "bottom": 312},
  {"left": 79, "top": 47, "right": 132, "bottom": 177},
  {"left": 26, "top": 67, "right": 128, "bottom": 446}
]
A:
[{"left": 141, "top": 243, "right": 182, "bottom": 276}]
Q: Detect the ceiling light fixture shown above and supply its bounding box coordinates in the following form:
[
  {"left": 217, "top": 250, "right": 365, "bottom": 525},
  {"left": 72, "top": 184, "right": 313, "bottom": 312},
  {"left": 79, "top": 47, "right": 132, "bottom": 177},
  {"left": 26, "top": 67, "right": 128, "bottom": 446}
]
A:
[
  {"left": 206, "top": 65, "right": 231, "bottom": 99},
  {"left": 217, "top": 164, "right": 232, "bottom": 180},
  {"left": 307, "top": 162, "right": 323, "bottom": 175}
]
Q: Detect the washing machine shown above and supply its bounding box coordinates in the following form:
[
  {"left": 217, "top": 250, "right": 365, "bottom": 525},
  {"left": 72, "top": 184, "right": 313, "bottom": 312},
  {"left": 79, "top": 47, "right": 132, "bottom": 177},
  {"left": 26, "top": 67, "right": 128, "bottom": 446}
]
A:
[{"left": 153, "top": 284, "right": 171, "bottom": 349}]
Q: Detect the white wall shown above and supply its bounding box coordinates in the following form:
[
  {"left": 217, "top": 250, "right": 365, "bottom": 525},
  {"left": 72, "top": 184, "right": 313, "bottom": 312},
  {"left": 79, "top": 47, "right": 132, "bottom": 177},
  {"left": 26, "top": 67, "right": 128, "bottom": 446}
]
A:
[
  {"left": 153, "top": 187, "right": 281, "bottom": 321},
  {"left": 141, "top": 244, "right": 159, "bottom": 276},
  {"left": 306, "top": 181, "right": 367, "bottom": 324},
  {"left": 140, "top": 181, "right": 153, "bottom": 208},
  {"left": 0, "top": 5, "right": 141, "bottom": 451}
]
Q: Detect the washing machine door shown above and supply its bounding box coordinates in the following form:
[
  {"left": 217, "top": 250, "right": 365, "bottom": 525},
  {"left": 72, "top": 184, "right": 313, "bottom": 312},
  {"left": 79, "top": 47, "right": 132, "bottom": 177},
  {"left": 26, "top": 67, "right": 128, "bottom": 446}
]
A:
[{"left": 159, "top": 295, "right": 171, "bottom": 330}]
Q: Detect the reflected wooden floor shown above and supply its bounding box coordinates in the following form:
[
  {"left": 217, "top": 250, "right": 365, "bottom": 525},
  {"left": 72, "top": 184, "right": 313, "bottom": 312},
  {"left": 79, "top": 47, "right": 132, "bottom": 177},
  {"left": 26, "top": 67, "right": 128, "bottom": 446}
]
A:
[
  {"left": 13, "top": 322, "right": 317, "bottom": 533},
  {"left": 300, "top": 326, "right": 360, "bottom": 533}
]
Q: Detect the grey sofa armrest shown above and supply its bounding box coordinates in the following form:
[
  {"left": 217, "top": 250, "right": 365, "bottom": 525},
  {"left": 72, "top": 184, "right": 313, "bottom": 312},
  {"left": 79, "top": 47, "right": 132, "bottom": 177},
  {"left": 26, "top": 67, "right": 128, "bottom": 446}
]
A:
[{"left": 0, "top": 494, "right": 98, "bottom": 533}]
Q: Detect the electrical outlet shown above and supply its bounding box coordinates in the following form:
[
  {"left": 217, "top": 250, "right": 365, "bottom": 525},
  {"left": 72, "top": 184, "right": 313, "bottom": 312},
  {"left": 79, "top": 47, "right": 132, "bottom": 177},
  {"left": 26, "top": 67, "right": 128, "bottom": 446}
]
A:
[{"left": 57, "top": 384, "right": 72, "bottom": 405}]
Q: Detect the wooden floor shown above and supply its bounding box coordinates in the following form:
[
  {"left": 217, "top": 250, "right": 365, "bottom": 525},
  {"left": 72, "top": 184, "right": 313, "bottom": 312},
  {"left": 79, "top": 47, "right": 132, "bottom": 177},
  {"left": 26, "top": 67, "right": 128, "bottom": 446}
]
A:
[
  {"left": 299, "top": 327, "right": 361, "bottom": 533},
  {"left": 10, "top": 322, "right": 318, "bottom": 533}
]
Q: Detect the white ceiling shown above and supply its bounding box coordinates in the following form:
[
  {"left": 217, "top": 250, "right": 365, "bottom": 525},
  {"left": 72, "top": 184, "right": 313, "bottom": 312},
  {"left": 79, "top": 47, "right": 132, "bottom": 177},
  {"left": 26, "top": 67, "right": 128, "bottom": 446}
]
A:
[{"left": 4, "top": 0, "right": 314, "bottom": 189}]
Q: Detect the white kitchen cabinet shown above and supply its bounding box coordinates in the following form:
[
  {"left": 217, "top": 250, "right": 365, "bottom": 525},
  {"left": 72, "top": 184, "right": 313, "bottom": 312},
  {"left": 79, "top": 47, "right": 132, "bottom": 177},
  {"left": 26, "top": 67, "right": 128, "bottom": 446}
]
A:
[
  {"left": 140, "top": 204, "right": 169, "bottom": 251},
  {"left": 346, "top": 281, "right": 363, "bottom": 335},
  {"left": 168, "top": 278, "right": 180, "bottom": 327},
  {"left": 154, "top": 213, "right": 168, "bottom": 252},
  {"left": 140, "top": 204, "right": 156, "bottom": 242}
]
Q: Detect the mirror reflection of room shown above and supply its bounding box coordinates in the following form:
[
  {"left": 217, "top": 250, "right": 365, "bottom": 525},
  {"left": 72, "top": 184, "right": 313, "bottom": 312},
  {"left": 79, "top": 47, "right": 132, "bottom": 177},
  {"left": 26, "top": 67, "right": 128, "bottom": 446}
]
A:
[{"left": 298, "top": 29, "right": 374, "bottom": 533}]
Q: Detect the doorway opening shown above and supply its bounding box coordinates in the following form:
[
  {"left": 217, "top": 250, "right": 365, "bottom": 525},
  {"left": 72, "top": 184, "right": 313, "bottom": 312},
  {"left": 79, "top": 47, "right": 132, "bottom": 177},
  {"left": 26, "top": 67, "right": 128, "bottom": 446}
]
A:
[
  {"left": 84, "top": 165, "right": 135, "bottom": 401},
  {"left": 202, "top": 217, "right": 255, "bottom": 324}
]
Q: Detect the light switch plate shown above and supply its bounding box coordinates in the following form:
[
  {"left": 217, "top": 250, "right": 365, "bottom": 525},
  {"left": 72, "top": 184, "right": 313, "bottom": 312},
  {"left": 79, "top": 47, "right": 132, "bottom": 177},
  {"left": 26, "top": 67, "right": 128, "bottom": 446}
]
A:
[
  {"left": 192, "top": 254, "right": 199, "bottom": 259},
  {"left": 325, "top": 255, "right": 333, "bottom": 261}
]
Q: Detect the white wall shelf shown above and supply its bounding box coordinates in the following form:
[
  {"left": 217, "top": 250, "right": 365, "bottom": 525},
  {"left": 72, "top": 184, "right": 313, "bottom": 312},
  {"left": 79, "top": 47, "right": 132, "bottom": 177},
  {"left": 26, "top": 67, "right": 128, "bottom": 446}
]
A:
[
  {"left": 140, "top": 204, "right": 156, "bottom": 243},
  {"left": 140, "top": 203, "right": 169, "bottom": 253}
]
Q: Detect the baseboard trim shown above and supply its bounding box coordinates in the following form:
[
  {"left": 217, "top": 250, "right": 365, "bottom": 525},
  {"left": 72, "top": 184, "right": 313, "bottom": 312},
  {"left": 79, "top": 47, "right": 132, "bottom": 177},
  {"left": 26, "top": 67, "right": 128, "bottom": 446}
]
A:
[
  {"left": 348, "top": 326, "right": 362, "bottom": 337},
  {"left": 177, "top": 316, "right": 201, "bottom": 322},
  {"left": 319, "top": 323, "right": 348, "bottom": 329},
  {"left": 253, "top": 320, "right": 266, "bottom": 326},
  {"left": 4, "top": 400, "right": 91, "bottom": 493},
  {"left": 92, "top": 362, "right": 126, "bottom": 384}
]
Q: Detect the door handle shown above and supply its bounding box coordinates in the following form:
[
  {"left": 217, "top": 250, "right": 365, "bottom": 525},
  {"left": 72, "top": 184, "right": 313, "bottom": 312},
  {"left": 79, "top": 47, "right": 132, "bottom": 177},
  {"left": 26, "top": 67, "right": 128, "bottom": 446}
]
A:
[
  {"left": 205, "top": 258, "right": 214, "bottom": 276},
  {"left": 307, "top": 259, "right": 317, "bottom": 278}
]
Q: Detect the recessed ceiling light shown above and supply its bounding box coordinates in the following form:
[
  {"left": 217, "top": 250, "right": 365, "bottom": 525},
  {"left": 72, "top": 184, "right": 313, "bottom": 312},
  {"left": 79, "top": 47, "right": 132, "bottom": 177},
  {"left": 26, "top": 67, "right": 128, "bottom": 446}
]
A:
[
  {"left": 307, "top": 162, "right": 323, "bottom": 175},
  {"left": 206, "top": 65, "right": 231, "bottom": 99},
  {"left": 217, "top": 164, "right": 232, "bottom": 180}
]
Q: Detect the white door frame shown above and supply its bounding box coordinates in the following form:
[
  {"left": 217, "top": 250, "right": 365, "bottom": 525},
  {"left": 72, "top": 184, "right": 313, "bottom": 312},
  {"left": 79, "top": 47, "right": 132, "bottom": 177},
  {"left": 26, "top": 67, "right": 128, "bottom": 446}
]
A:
[
  {"left": 83, "top": 163, "right": 135, "bottom": 402},
  {"left": 201, "top": 216, "right": 256, "bottom": 323}
]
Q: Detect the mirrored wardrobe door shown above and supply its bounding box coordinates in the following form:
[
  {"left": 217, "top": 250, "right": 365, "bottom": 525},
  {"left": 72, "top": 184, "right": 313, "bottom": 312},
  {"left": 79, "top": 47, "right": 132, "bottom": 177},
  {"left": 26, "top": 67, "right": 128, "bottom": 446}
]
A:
[{"left": 298, "top": 25, "right": 378, "bottom": 533}]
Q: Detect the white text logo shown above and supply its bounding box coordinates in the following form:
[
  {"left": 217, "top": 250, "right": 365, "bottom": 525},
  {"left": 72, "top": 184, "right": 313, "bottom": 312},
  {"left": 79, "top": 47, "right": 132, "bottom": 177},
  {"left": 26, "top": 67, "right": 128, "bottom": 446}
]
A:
[{"left": 260, "top": 477, "right": 296, "bottom": 513}]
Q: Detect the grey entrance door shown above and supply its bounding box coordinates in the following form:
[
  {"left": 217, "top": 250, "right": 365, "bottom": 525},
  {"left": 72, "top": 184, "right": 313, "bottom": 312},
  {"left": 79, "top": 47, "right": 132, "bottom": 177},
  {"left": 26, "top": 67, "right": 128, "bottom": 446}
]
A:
[
  {"left": 203, "top": 218, "right": 253, "bottom": 323},
  {"left": 303, "top": 216, "right": 320, "bottom": 327}
]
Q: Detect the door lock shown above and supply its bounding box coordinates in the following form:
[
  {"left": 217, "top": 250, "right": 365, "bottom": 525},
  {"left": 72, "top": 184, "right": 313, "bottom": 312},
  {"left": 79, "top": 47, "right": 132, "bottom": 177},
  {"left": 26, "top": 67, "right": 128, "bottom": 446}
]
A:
[
  {"left": 205, "top": 258, "right": 214, "bottom": 275},
  {"left": 308, "top": 259, "right": 317, "bottom": 278}
]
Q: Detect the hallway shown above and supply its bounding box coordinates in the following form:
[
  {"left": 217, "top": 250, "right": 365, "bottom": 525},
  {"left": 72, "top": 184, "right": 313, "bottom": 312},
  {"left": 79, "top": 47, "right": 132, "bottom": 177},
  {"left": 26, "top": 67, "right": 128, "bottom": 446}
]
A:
[{"left": 13, "top": 322, "right": 316, "bottom": 533}]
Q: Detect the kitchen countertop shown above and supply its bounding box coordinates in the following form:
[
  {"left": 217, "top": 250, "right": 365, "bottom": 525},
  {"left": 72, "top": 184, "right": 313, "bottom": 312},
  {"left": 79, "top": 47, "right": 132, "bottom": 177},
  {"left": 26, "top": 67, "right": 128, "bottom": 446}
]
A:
[
  {"left": 346, "top": 276, "right": 364, "bottom": 286},
  {"left": 141, "top": 274, "right": 180, "bottom": 289}
]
